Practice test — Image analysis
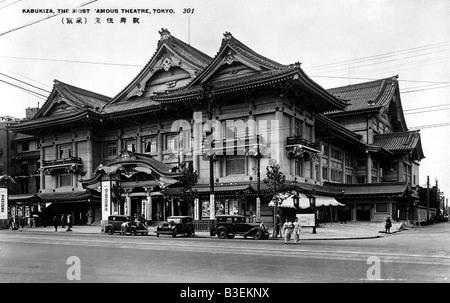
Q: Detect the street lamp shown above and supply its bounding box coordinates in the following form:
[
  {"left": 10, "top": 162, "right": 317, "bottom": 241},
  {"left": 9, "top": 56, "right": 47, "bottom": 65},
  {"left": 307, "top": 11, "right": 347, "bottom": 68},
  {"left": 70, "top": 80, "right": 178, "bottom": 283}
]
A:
[{"left": 308, "top": 189, "right": 316, "bottom": 234}]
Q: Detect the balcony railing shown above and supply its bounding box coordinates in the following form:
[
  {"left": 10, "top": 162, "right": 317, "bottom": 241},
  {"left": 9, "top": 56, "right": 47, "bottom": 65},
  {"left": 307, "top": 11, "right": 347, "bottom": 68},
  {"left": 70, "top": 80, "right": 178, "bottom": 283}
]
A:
[
  {"left": 286, "top": 136, "right": 318, "bottom": 149},
  {"left": 286, "top": 136, "right": 320, "bottom": 159},
  {"left": 42, "top": 157, "right": 82, "bottom": 167}
]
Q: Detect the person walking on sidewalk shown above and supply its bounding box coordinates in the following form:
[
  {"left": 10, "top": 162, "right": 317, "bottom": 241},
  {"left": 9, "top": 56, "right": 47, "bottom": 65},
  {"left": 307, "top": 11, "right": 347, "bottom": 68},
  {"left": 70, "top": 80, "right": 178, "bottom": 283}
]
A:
[
  {"left": 273, "top": 211, "right": 282, "bottom": 238},
  {"left": 66, "top": 214, "right": 73, "bottom": 232},
  {"left": 385, "top": 215, "right": 392, "bottom": 234},
  {"left": 61, "top": 214, "right": 66, "bottom": 229},
  {"left": 52, "top": 216, "right": 59, "bottom": 232},
  {"left": 283, "top": 218, "right": 293, "bottom": 244},
  {"left": 293, "top": 217, "right": 301, "bottom": 244}
]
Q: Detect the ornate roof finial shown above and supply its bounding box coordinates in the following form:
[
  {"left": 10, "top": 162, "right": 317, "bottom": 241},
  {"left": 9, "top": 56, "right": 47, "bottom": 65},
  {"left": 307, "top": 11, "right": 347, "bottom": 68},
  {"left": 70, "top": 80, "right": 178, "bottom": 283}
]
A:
[
  {"left": 223, "top": 31, "right": 233, "bottom": 40},
  {"left": 158, "top": 28, "right": 171, "bottom": 40}
]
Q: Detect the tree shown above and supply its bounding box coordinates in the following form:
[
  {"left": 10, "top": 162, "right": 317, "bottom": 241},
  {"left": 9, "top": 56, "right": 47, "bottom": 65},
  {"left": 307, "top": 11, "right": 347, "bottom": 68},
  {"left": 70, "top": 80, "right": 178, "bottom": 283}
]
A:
[
  {"left": 179, "top": 164, "right": 198, "bottom": 216},
  {"left": 263, "top": 159, "right": 286, "bottom": 236}
]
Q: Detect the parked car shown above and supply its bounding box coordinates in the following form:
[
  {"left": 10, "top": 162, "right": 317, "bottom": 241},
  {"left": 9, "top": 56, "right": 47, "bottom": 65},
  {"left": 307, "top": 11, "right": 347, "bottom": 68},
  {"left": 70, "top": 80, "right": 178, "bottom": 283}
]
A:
[
  {"left": 105, "top": 215, "right": 149, "bottom": 236},
  {"left": 155, "top": 216, "right": 195, "bottom": 238},
  {"left": 214, "top": 215, "right": 270, "bottom": 240}
]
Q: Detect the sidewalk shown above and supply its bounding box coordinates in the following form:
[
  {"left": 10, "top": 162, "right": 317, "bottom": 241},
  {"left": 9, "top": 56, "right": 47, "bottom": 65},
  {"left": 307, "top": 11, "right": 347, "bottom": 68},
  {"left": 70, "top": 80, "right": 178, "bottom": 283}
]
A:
[{"left": 10, "top": 221, "right": 409, "bottom": 240}]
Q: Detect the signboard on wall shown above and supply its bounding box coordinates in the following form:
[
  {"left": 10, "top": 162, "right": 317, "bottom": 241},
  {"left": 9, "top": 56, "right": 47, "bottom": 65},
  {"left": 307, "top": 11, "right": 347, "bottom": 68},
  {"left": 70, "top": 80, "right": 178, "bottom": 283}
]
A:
[
  {"left": 141, "top": 199, "right": 147, "bottom": 219},
  {"left": 101, "top": 181, "right": 111, "bottom": 220},
  {"left": 194, "top": 198, "right": 199, "bottom": 221},
  {"left": 209, "top": 194, "right": 215, "bottom": 220},
  {"left": 0, "top": 188, "right": 7, "bottom": 220},
  {"left": 296, "top": 213, "right": 315, "bottom": 227}
]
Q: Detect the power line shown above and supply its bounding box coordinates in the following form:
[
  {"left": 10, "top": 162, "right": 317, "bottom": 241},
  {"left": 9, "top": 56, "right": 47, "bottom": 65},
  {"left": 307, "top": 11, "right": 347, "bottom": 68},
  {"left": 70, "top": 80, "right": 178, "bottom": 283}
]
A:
[
  {"left": 409, "top": 122, "right": 450, "bottom": 130},
  {"left": 0, "top": 0, "right": 21, "bottom": 10},
  {"left": 0, "top": 72, "right": 51, "bottom": 93},
  {"left": 404, "top": 107, "right": 450, "bottom": 115},
  {"left": 0, "top": 78, "right": 48, "bottom": 99},
  {"left": 404, "top": 104, "right": 450, "bottom": 112},
  {"left": 0, "top": 55, "right": 142, "bottom": 67},
  {"left": 403, "top": 85, "right": 450, "bottom": 94},
  {"left": 307, "top": 41, "right": 450, "bottom": 70},
  {"left": 0, "top": 0, "right": 97, "bottom": 37},
  {"left": 0, "top": 68, "right": 52, "bottom": 89}
]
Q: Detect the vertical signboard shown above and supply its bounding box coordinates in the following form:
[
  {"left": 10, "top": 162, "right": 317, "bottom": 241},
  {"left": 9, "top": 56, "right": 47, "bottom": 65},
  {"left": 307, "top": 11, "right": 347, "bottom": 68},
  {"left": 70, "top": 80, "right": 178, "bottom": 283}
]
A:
[
  {"left": 141, "top": 199, "right": 147, "bottom": 219},
  {"left": 256, "top": 197, "right": 261, "bottom": 222},
  {"left": 194, "top": 198, "right": 199, "bottom": 220},
  {"left": 0, "top": 188, "right": 7, "bottom": 220},
  {"left": 101, "top": 181, "right": 111, "bottom": 221},
  {"left": 209, "top": 194, "right": 215, "bottom": 220},
  {"left": 125, "top": 196, "right": 131, "bottom": 216}
]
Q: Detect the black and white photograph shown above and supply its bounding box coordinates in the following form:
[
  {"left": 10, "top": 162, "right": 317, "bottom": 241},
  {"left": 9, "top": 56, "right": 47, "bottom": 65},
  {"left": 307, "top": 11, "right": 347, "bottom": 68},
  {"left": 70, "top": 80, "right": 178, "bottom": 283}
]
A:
[{"left": 0, "top": 0, "right": 449, "bottom": 292}]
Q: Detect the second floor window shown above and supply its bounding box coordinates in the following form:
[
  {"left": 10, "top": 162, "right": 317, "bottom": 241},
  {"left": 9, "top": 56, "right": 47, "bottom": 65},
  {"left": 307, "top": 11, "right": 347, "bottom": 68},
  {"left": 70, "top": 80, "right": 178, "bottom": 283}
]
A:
[
  {"left": 58, "top": 144, "right": 72, "bottom": 159},
  {"left": 124, "top": 139, "right": 135, "bottom": 152},
  {"left": 226, "top": 154, "right": 245, "bottom": 175},
  {"left": 105, "top": 142, "right": 117, "bottom": 157},
  {"left": 142, "top": 136, "right": 157, "bottom": 153},
  {"left": 294, "top": 120, "right": 302, "bottom": 137},
  {"left": 21, "top": 141, "right": 29, "bottom": 152},
  {"left": 295, "top": 159, "right": 302, "bottom": 176},
  {"left": 60, "top": 172, "right": 72, "bottom": 187}
]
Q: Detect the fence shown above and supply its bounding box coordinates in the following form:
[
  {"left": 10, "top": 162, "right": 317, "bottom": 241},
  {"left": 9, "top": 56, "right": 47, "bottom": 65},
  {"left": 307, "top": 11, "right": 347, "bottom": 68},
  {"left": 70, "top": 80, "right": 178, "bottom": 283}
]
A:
[{"left": 194, "top": 219, "right": 212, "bottom": 231}]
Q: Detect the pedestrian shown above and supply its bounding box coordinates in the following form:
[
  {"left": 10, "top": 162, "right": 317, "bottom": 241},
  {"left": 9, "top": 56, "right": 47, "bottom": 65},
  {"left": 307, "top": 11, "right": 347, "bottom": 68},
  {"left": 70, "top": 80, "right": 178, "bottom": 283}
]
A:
[
  {"left": 293, "top": 217, "right": 301, "bottom": 244},
  {"left": 61, "top": 214, "right": 66, "bottom": 229},
  {"left": 340, "top": 207, "right": 347, "bottom": 224},
  {"left": 385, "top": 215, "right": 392, "bottom": 234},
  {"left": 259, "top": 220, "right": 266, "bottom": 230},
  {"left": 121, "top": 221, "right": 129, "bottom": 235},
  {"left": 19, "top": 217, "right": 25, "bottom": 229},
  {"left": 283, "top": 218, "right": 293, "bottom": 244},
  {"left": 66, "top": 214, "right": 73, "bottom": 232},
  {"left": 52, "top": 216, "right": 59, "bottom": 232},
  {"left": 273, "top": 211, "right": 282, "bottom": 238}
]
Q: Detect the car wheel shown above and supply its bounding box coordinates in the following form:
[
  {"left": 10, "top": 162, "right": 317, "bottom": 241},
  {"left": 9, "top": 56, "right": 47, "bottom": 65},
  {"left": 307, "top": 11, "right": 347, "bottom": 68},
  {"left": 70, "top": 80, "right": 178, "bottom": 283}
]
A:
[
  {"left": 172, "top": 228, "right": 177, "bottom": 238},
  {"left": 217, "top": 229, "right": 228, "bottom": 239},
  {"left": 253, "top": 230, "right": 263, "bottom": 240},
  {"left": 130, "top": 229, "right": 137, "bottom": 236},
  {"left": 107, "top": 227, "right": 114, "bottom": 235}
]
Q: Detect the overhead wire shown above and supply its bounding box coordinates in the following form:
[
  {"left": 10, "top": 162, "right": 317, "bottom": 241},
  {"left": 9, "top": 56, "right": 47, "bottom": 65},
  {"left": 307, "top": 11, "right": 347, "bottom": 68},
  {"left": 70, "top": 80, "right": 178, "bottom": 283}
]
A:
[
  {"left": 0, "top": 0, "right": 21, "bottom": 10},
  {"left": 0, "top": 72, "right": 51, "bottom": 93},
  {"left": 0, "top": 78, "right": 48, "bottom": 100}
]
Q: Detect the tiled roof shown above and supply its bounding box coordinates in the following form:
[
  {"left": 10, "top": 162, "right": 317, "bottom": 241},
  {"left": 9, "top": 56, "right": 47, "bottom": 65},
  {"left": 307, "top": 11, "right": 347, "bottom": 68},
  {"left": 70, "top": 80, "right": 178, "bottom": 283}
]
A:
[
  {"left": 324, "top": 181, "right": 408, "bottom": 197},
  {"left": 102, "top": 98, "right": 160, "bottom": 116},
  {"left": 107, "top": 152, "right": 181, "bottom": 177},
  {"left": 325, "top": 76, "right": 398, "bottom": 115},
  {"left": 53, "top": 80, "right": 110, "bottom": 110},
  {"left": 108, "top": 29, "right": 212, "bottom": 105},
  {"left": 372, "top": 130, "right": 424, "bottom": 160}
]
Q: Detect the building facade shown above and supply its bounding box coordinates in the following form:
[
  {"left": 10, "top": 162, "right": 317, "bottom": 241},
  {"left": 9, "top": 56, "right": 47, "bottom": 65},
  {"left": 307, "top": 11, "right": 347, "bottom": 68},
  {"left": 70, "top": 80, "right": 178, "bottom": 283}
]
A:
[{"left": 6, "top": 29, "right": 425, "bottom": 228}]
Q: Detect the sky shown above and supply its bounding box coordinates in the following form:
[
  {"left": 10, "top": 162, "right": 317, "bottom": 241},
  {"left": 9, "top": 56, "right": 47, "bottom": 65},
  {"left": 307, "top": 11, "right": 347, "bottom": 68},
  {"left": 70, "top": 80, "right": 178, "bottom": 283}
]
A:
[{"left": 0, "top": 0, "right": 449, "bottom": 205}]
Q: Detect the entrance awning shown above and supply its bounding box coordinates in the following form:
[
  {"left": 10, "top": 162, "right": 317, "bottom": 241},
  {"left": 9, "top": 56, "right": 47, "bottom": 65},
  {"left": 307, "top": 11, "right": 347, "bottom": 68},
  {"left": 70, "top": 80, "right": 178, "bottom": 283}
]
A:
[
  {"left": 37, "top": 191, "right": 99, "bottom": 203},
  {"left": 315, "top": 195, "right": 345, "bottom": 207},
  {"left": 269, "top": 192, "right": 344, "bottom": 208},
  {"left": 8, "top": 194, "right": 41, "bottom": 203}
]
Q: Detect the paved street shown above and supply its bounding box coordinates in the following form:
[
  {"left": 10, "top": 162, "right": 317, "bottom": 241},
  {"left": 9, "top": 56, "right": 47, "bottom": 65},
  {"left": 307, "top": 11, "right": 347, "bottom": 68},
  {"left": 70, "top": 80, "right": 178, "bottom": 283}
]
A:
[{"left": 0, "top": 221, "right": 449, "bottom": 283}]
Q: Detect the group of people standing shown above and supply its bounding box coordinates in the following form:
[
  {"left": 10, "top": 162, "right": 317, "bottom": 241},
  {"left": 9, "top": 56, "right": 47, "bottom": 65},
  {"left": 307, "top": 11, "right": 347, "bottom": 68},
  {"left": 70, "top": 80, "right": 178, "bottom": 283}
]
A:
[
  {"left": 273, "top": 211, "right": 302, "bottom": 244},
  {"left": 52, "top": 213, "right": 74, "bottom": 232}
]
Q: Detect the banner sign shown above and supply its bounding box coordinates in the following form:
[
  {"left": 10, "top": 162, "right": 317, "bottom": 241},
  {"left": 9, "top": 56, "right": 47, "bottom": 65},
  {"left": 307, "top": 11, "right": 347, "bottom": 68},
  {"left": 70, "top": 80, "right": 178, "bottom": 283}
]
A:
[
  {"left": 125, "top": 197, "right": 130, "bottom": 216},
  {"left": 101, "top": 181, "right": 111, "bottom": 220},
  {"left": 256, "top": 197, "right": 261, "bottom": 222},
  {"left": 0, "top": 188, "right": 7, "bottom": 220},
  {"left": 141, "top": 199, "right": 147, "bottom": 219}
]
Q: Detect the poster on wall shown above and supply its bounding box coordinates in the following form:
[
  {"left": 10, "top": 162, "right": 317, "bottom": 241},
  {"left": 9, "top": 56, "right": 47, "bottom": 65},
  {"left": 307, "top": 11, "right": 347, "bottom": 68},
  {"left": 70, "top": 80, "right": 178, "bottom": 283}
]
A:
[
  {"left": 0, "top": 188, "right": 7, "bottom": 220},
  {"left": 201, "top": 201, "right": 209, "bottom": 218}
]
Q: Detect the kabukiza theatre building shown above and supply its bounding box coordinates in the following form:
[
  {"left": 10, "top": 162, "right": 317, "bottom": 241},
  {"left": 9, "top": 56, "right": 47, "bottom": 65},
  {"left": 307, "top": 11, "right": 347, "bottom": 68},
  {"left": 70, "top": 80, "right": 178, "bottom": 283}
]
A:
[{"left": 7, "top": 29, "right": 424, "bottom": 228}]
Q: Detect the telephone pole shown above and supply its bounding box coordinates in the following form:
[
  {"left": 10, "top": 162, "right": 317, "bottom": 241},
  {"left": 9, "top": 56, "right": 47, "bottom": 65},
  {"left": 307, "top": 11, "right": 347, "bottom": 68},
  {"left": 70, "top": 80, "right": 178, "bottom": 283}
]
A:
[{"left": 426, "top": 176, "right": 430, "bottom": 221}]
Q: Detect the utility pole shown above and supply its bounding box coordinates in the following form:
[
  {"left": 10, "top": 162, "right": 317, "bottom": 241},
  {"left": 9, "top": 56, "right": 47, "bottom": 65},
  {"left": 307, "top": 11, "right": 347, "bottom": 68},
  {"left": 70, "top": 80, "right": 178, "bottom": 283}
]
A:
[
  {"left": 256, "top": 134, "right": 261, "bottom": 222},
  {"left": 426, "top": 176, "right": 430, "bottom": 222}
]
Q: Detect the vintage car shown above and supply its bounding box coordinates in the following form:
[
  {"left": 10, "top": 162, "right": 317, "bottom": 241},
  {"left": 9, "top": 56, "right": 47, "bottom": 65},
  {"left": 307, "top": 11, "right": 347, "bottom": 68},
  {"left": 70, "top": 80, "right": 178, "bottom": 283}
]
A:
[
  {"left": 105, "top": 215, "right": 149, "bottom": 236},
  {"left": 214, "top": 215, "right": 270, "bottom": 240},
  {"left": 155, "top": 216, "right": 195, "bottom": 238}
]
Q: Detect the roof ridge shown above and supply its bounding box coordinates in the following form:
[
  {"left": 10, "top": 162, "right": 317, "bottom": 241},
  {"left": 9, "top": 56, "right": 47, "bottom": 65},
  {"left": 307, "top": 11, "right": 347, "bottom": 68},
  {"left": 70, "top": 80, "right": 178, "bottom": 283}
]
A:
[{"left": 327, "top": 75, "right": 398, "bottom": 92}]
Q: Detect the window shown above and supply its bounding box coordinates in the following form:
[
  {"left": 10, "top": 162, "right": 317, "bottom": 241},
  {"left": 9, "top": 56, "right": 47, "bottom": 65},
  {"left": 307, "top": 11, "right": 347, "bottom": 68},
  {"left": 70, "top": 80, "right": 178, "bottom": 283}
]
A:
[
  {"left": 165, "top": 134, "right": 177, "bottom": 151},
  {"left": 322, "top": 145, "right": 329, "bottom": 156},
  {"left": 304, "top": 124, "right": 312, "bottom": 141},
  {"left": 322, "top": 166, "right": 328, "bottom": 180},
  {"left": 376, "top": 203, "right": 388, "bottom": 212},
  {"left": 345, "top": 174, "right": 353, "bottom": 184},
  {"left": 21, "top": 141, "right": 29, "bottom": 152},
  {"left": 124, "top": 139, "right": 135, "bottom": 152},
  {"left": 345, "top": 154, "right": 353, "bottom": 167},
  {"left": 142, "top": 136, "right": 157, "bottom": 153},
  {"left": 105, "top": 142, "right": 117, "bottom": 157},
  {"left": 294, "top": 120, "right": 302, "bottom": 137},
  {"left": 58, "top": 143, "right": 72, "bottom": 159},
  {"left": 315, "top": 165, "right": 319, "bottom": 181},
  {"left": 356, "top": 159, "right": 367, "bottom": 167},
  {"left": 331, "top": 169, "right": 343, "bottom": 182},
  {"left": 356, "top": 176, "right": 366, "bottom": 184},
  {"left": 389, "top": 162, "right": 397, "bottom": 171},
  {"left": 226, "top": 154, "right": 245, "bottom": 175},
  {"left": 60, "top": 172, "right": 72, "bottom": 187},
  {"left": 295, "top": 159, "right": 302, "bottom": 176},
  {"left": 331, "top": 148, "right": 342, "bottom": 160}
]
